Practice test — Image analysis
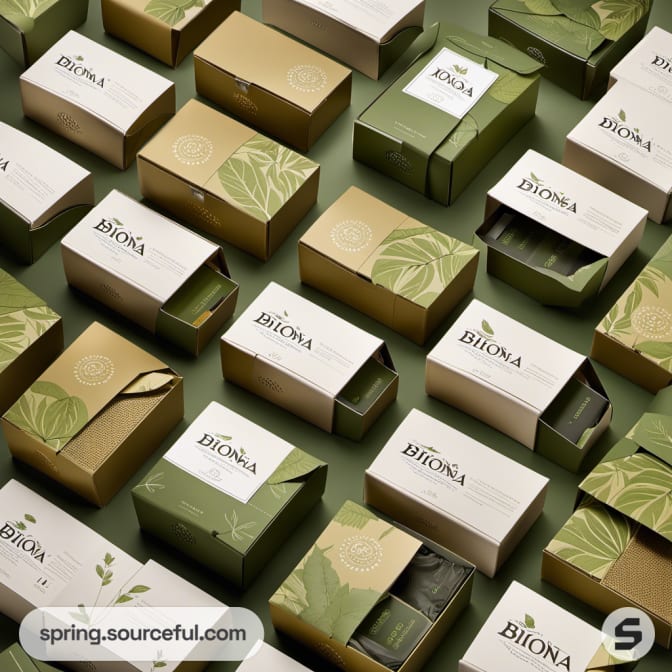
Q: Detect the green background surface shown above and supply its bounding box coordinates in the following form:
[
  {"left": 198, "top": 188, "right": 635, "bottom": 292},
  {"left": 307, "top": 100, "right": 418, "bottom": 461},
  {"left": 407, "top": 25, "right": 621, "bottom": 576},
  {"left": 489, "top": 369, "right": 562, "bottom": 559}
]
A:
[{"left": 0, "top": 1, "right": 671, "bottom": 670}]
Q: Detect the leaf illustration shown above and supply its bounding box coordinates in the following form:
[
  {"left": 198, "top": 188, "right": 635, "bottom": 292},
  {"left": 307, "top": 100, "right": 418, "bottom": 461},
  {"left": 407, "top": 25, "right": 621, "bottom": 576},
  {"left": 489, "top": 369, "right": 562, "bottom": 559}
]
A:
[
  {"left": 223, "top": 509, "right": 257, "bottom": 543},
  {"left": 272, "top": 566, "right": 308, "bottom": 614},
  {"left": 487, "top": 67, "right": 536, "bottom": 104},
  {"left": 96, "top": 564, "right": 105, "bottom": 579},
  {"left": 447, "top": 114, "right": 478, "bottom": 151},
  {"left": 379, "top": 526, "right": 394, "bottom": 540},
  {"left": 104, "top": 552, "right": 115, "bottom": 566},
  {"left": 214, "top": 434, "right": 232, "bottom": 441},
  {"left": 0, "top": 270, "right": 46, "bottom": 316},
  {"left": 24, "top": 514, "right": 36, "bottom": 523},
  {"left": 115, "top": 594, "right": 134, "bottom": 604},
  {"left": 138, "top": 472, "right": 165, "bottom": 494},
  {"left": 481, "top": 320, "right": 494, "bottom": 336},
  {"left": 530, "top": 172, "right": 543, "bottom": 184},
  {"left": 332, "top": 501, "right": 378, "bottom": 529},
  {"left": 128, "top": 585, "right": 151, "bottom": 593},
  {"left": 144, "top": 0, "right": 203, "bottom": 27},
  {"left": 14, "top": 521, "right": 26, "bottom": 530},
  {"left": 301, "top": 545, "right": 341, "bottom": 626},
  {"left": 524, "top": 614, "right": 535, "bottom": 629},
  {"left": 268, "top": 448, "right": 323, "bottom": 484},
  {"left": 618, "top": 109, "right": 626, "bottom": 122},
  {"left": 593, "top": 0, "right": 650, "bottom": 41},
  {"left": 636, "top": 341, "right": 672, "bottom": 360}
]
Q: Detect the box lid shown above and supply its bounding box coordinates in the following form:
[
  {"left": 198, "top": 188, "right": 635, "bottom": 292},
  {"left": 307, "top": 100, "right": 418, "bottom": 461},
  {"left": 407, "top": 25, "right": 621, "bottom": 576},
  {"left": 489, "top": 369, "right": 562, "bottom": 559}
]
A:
[
  {"left": 0, "top": 122, "right": 90, "bottom": 229},
  {"left": 366, "top": 409, "right": 549, "bottom": 544},
  {"left": 110, "top": 0, "right": 216, "bottom": 31},
  {"left": 20, "top": 30, "right": 173, "bottom": 133},
  {"left": 195, "top": 11, "right": 350, "bottom": 114}
]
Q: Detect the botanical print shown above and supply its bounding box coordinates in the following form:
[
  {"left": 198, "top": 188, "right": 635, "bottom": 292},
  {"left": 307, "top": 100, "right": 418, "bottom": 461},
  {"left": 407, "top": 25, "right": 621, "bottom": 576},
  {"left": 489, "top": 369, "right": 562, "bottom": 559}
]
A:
[
  {"left": 0, "top": 0, "right": 59, "bottom": 22},
  {"left": 143, "top": 0, "right": 210, "bottom": 28},
  {"left": 268, "top": 447, "right": 324, "bottom": 484}
]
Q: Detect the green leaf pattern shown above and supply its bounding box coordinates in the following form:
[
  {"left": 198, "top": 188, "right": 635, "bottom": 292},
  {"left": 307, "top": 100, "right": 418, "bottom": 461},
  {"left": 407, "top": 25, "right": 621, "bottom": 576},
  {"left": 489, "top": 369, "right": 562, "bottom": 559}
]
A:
[
  {"left": 0, "top": 0, "right": 59, "bottom": 22},
  {"left": 144, "top": 0, "right": 205, "bottom": 27},
  {"left": 268, "top": 447, "right": 323, "bottom": 484},
  {"left": 332, "top": 500, "right": 379, "bottom": 529}
]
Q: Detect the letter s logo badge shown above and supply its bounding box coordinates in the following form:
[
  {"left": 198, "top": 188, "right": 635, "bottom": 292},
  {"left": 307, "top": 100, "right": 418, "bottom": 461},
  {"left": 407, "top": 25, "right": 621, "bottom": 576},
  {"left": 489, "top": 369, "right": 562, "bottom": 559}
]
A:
[
  {"left": 602, "top": 608, "right": 655, "bottom": 662},
  {"left": 614, "top": 617, "right": 643, "bottom": 650}
]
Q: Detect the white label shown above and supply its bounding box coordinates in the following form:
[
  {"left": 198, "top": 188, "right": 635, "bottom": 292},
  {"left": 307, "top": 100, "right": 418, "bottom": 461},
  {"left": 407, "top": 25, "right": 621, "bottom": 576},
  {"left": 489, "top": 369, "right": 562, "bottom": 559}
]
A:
[
  {"left": 0, "top": 122, "right": 88, "bottom": 229},
  {"left": 460, "top": 581, "right": 601, "bottom": 672},
  {"left": 293, "top": 0, "right": 422, "bottom": 42},
  {"left": 403, "top": 48, "right": 498, "bottom": 119},
  {"left": 163, "top": 402, "right": 293, "bottom": 504},
  {"left": 223, "top": 282, "right": 383, "bottom": 398},
  {"left": 367, "top": 410, "right": 548, "bottom": 542},
  {"left": 489, "top": 149, "right": 647, "bottom": 258},
  {"left": 21, "top": 31, "right": 172, "bottom": 132},
  {"left": 430, "top": 300, "right": 582, "bottom": 414},
  {"left": 568, "top": 80, "right": 672, "bottom": 191}
]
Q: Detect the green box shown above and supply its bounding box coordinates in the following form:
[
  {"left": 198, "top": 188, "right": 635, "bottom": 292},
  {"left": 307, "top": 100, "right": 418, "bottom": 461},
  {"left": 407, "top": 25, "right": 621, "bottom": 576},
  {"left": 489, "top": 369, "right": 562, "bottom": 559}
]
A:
[
  {"left": 132, "top": 402, "right": 327, "bottom": 588},
  {"left": 0, "top": 643, "right": 61, "bottom": 672},
  {"left": 353, "top": 22, "right": 542, "bottom": 205},
  {"left": 488, "top": 0, "right": 652, "bottom": 100}
]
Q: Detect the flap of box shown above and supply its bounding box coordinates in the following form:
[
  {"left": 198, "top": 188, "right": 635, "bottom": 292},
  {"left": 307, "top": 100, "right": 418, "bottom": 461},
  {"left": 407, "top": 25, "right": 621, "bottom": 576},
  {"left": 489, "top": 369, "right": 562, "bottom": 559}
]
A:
[
  {"left": 267, "top": 447, "right": 326, "bottom": 484},
  {"left": 270, "top": 500, "right": 421, "bottom": 644}
]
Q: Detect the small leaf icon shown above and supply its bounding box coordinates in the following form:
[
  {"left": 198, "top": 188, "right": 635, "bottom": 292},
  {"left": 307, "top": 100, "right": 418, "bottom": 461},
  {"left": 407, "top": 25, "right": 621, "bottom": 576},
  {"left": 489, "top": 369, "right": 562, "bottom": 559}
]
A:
[
  {"left": 128, "top": 585, "right": 151, "bottom": 593},
  {"left": 96, "top": 564, "right": 104, "bottom": 579},
  {"left": 618, "top": 109, "right": 626, "bottom": 122},
  {"left": 634, "top": 128, "right": 639, "bottom": 133},
  {"left": 104, "top": 552, "right": 114, "bottom": 565},
  {"left": 24, "top": 514, "right": 36, "bottom": 524},
  {"left": 240, "top": 447, "right": 246, "bottom": 455},
  {"left": 481, "top": 319, "right": 494, "bottom": 336},
  {"left": 525, "top": 614, "right": 535, "bottom": 629},
  {"left": 76, "top": 55, "right": 84, "bottom": 61},
  {"left": 530, "top": 172, "right": 543, "bottom": 184},
  {"left": 113, "top": 218, "right": 124, "bottom": 227},
  {"left": 283, "top": 310, "right": 289, "bottom": 317},
  {"left": 215, "top": 434, "right": 232, "bottom": 441},
  {"left": 15, "top": 521, "right": 26, "bottom": 530}
]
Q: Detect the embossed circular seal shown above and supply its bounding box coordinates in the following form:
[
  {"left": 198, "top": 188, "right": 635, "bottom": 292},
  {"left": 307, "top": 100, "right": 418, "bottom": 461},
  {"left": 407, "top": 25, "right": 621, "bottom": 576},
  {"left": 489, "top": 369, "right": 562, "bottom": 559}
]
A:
[
  {"left": 330, "top": 219, "right": 373, "bottom": 253},
  {"left": 73, "top": 355, "right": 115, "bottom": 386},
  {"left": 287, "top": 64, "right": 328, "bottom": 93},
  {"left": 632, "top": 305, "right": 672, "bottom": 340},
  {"left": 338, "top": 535, "right": 383, "bottom": 572},
  {"left": 171, "top": 134, "right": 214, "bottom": 165}
]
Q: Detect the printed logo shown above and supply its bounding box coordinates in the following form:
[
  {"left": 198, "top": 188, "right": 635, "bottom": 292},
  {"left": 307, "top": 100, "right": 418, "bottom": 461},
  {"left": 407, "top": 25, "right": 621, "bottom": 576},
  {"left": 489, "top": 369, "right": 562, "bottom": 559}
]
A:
[
  {"left": 429, "top": 61, "right": 474, "bottom": 97},
  {"left": 171, "top": 134, "right": 214, "bottom": 166},
  {"left": 498, "top": 613, "right": 571, "bottom": 670},
  {"left": 652, "top": 54, "right": 672, "bottom": 74},
  {"left": 401, "top": 442, "right": 465, "bottom": 485},
  {"left": 526, "top": 46, "right": 546, "bottom": 65},
  {"left": 631, "top": 305, "right": 672, "bottom": 340},
  {"left": 599, "top": 109, "right": 652, "bottom": 152},
  {"left": 516, "top": 172, "right": 577, "bottom": 213},
  {"left": 55, "top": 54, "right": 105, "bottom": 88},
  {"left": 196, "top": 432, "right": 257, "bottom": 475},
  {"left": 0, "top": 513, "right": 45, "bottom": 564},
  {"left": 73, "top": 355, "right": 115, "bottom": 386},
  {"left": 338, "top": 535, "right": 383, "bottom": 573},
  {"left": 602, "top": 608, "right": 655, "bottom": 662},
  {"left": 330, "top": 219, "right": 373, "bottom": 253},
  {"left": 56, "top": 112, "right": 81, "bottom": 134},
  {"left": 93, "top": 218, "right": 145, "bottom": 256},
  {"left": 253, "top": 310, "right": 312, "bottom": 350},
  {"left": 287, "top": 64, "right": 328, "bottom": 93},
  {"left": 458, "top": 319, "right": 522, "bottom": 368},
  {"left": 0, "top": 156, "right": 9, "bottom": 172}
]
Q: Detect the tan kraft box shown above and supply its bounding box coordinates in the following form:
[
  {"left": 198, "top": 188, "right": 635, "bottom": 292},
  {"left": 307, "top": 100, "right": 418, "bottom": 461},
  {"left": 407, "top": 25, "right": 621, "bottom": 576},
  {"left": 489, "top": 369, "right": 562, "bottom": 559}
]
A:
[
  {"left": 194, "top": 11, "right": 351, "bottom": 152},
  {"left": 19, "top": 30, "right": 175, "bottom": 170},
  {"left": 138, "top": 99, "right": 320, "bottom": 260},
  {"left": 299, "top": 186, "right": 478, "bottom": 344},
  {"left": 1, "top": 322, "right": 184, "bottom": 506},
  {"left": 102, "top": 0, "right": 240, "bottom": 67},
  {"left": 262, "top": 0, "right": 425, "bottom": 80}
]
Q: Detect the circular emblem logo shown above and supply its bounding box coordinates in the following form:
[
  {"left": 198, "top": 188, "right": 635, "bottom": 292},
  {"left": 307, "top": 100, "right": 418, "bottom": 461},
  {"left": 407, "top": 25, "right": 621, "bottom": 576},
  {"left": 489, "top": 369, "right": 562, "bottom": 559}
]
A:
[
  {"left": 73, "top": 355, "right": 115, "bottom": 386},
  {"left": 338, "top": 535, "right": 383, "bottom": 572},
  {"left": 631, "top": 305, "right": 672, "bottom": 340},
  {"left": 601, "top": 608, "right": 655, "bottom": 662},
  {"left": 171, "top": 134, "right": 214, "bottom": 166},
  {"left": 526, "top": 46, "right": 546, "bottom": 65},
  {"left": 287, "top": 64, "right": 328, "bottom": 93},
  {"left": 330, "top": 220, "right": 373, "bottom": 253}
]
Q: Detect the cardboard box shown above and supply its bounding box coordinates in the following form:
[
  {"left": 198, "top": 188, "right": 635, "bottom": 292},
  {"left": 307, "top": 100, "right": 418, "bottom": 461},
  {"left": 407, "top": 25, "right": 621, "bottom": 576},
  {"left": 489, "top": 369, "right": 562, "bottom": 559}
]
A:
[
  {"left": 477, "top": 149, "right": 647, "bottom": 307},
  {"left": 592, "top": 233, "right": 672, "bottom": 393},
  {"left": 270, "top": 500, "right": 474, "bottom": 672},
  {"left": 61, "top": 190, "right": 239, "bottom": 356},
  {"left": 1, "top": 322, "right": 184, "bottom": 506},
  {"left": 0, "top": 644, "right": 61, "bottom": 672},
  {"left": 137, "top": 99, "right": 320, "bottom": 260},
  {"left": 194, "top": 11, "right": 351, "bottom": 152},
  {"left": 102, "top": 0, "right": 240, "bottom": 67},
  {"left": 488, "top": 0, "right": 651, "bottom": 100},
  {"left": 0, "top": 121, "right": 93, "bottom": 264},
  {"left": 220, "top": 282, "right": 398, "bottom": 440},
  {"left": 19, "top": 30, "right": 175, "bottom": 170},
  {"left": 299, "top": 186, "right": 478, "bottom": 344},
  {"left": 132, "top": 401, "right": 327, "bottom": 588},
  {"left": 458, "top": 581, "right": 631, "bottom": 672},
  {"left": 353, "top": 23, "right": 542, "bottom": 205},
  {"left": 610, "top": 26, "right": 672, "bottom": 102},
  {"left": 0, "top": 0, "right": 87, "bottom": 67},
  {"left": 426, "top": 299, "right": 612, "bottom": 472},
  {"left": 262, "top": 0, "right": 425, "bottom": 80},
  {"left": 364, "top": 408, "right": 549, "bottom": 577},
  {"left": 543, "top": 387, "right": 672, "bottom": 648},
  {"left": 564, "top": 80, "right": 672, "bottom": 223},
  {"left": 0, "top": 268, "right": 63, "bottom": 415},
  {"left": 237, "top": 643, "right": 314, "bottom": 672}
]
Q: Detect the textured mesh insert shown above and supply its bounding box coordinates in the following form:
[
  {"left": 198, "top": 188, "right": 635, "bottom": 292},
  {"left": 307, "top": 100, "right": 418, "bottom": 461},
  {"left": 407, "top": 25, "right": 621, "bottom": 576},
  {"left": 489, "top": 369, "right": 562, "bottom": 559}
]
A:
[
  {"left": 603, "top": 525, "right": 672, "bottom": 623},
  {"left": 60, "top": 391, "right": 166, "bottom": 471}
]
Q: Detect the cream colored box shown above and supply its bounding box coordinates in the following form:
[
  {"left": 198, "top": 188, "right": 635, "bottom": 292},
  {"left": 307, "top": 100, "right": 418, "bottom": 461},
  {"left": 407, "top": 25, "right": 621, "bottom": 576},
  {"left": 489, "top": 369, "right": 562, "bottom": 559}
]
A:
[
  {"left": 194, "top": 11, "right": 351, "bottom": 152},
  {"left": 20, "top": 30, "right": 175, "bottom": 170},
  {"left": 137, "top": 99, "right": 320, "bottom": 260}
]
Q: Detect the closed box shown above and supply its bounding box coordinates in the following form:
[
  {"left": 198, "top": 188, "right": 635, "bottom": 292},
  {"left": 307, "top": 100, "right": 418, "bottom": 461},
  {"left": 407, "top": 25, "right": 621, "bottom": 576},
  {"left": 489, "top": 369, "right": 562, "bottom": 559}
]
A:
[
  {"left": 299, "top": 186, "right": 478, "bottom": 344},
  {"left": 132, "top": 401, "right": 327, "bottom": 588},
  {"left": 364, "top": 409, "right": 549, "bottom": 577},
  {"left": 488, "top": 0, "right": 652, "bottom": 100},
  {"left": 270, "top": 500, "right": 474, "bottom": 672},
  {"left": 1, "top": 322, "right": 184, "bottom": 506},
  {"left": 61, "top": 190, "right": 238, "bottom": 356},
  {"left": 262, "top": 0, "right": 424, "bottom": 80},
  {"left": 0, "top": 121, "right": 93, "bottom": 263},
  {"left": 564, "top": 80, "right": 672, "bottom": 223},
  {"left": 19, "top": 30, "right": 175, "bottom": 170},
  {"left": 194, "top": 11, "right": 351, "bottom": 152},
  {"left": 137, "top": 99, "right": 320, "bottom": 260},
  {"left": 426, "top": 299, "right": 612, "bottom": 472},
  {"left": 0, "top": 268, "right": 63, "bottom": 415},
  {"left": 0, "top": 0, "right": 87, "bottom": 67},
  {"left": 477, "top": 149, "right": 647, "bottom": 307},
  {"left": 353, "top": 23, "right": 542, "bottom": 205},
  {"left": 592, "top": 233, "right": 672, "bottom": 393},
  {"left": 102, "top": 0, "right": 240, "bottom": 67},
  {"left": 220, "top": 282, "right": 398, "bottom": 440}
]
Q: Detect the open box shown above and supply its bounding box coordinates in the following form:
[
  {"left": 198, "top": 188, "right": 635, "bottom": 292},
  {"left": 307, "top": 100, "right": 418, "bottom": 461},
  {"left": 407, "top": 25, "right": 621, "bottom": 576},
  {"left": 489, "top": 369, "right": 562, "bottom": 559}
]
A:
[
  {"left": 476, "top": 149, "right": 647, "bottom": 307},
  {"left": 270, "top": 500, "right": 474, "bottom": 672},
  {"left": 426, "top": 298, "right": 612, "bottom": 472}
]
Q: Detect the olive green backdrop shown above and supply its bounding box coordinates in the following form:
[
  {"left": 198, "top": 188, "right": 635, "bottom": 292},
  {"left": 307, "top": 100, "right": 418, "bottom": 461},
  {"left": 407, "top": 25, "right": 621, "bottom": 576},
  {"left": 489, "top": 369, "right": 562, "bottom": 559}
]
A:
[{"left": 0, "top": 1, "right": 670, "bottom": 670}]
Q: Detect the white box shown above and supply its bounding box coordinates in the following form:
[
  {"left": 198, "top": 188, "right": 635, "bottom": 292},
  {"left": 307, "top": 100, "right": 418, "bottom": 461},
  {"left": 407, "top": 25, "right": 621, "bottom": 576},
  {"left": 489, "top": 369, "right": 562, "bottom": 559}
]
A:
[{"left": 364, "top": 409, "right": 548, "bottom": 577}]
